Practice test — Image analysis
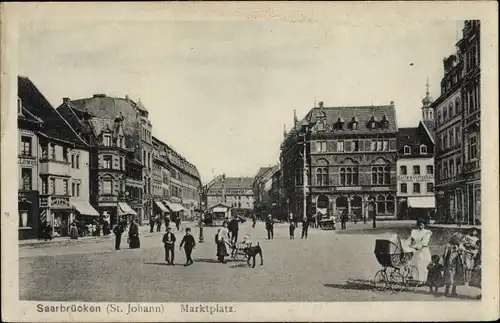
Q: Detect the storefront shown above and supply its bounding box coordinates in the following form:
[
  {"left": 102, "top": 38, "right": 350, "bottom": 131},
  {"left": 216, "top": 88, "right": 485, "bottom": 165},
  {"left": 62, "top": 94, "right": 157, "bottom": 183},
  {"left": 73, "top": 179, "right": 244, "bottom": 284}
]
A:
[
  {"left": 406, "top": 196, "right": 435, "bottom": 221},
  {"left": 71, "top": 199, "right": 100, "bottom": 224},
  {"left": 18, "top": 191, "right": 40, "bottom": 240},
  {"left": 153, "top": 200, "right": 169, "bottom": 221},
  {"left": 118, "top": 202, "right": 138, "bottom": 225},
  {"left": 163, "top": 200, "right": 186, "bottom": 221},
  {"left": 49, "top": 197, "right": 73, "bottom": 237}
]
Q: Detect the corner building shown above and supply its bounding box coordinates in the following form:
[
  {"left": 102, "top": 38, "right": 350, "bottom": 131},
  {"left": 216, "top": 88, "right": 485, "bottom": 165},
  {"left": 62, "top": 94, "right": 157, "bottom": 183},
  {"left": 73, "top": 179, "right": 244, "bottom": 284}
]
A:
[{"left": 280, "top": 102, "right": 398, "bottom": 221}]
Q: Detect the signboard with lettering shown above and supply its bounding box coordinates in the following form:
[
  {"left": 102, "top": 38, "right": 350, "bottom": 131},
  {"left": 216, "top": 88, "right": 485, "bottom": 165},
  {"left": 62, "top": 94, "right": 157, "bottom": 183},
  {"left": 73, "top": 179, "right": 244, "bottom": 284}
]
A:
[
  {"left": 51, "top": 197, "right": 71, "bottom": 208},
  {"left": 18, "top": 157, "right": 37, "bottom": 167},
  {"left": 397, "top": 175, "right": 434, "bottom": 182},
  {"left": 40, "top": 197, "right": 49, "bottom": 207}
]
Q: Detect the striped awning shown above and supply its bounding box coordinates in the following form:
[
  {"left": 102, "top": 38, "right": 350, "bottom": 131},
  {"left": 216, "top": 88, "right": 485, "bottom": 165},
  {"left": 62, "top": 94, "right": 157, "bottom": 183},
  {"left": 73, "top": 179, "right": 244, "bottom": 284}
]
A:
[{"left": 154, "top": 201, "right": 169, "bottom": 213}]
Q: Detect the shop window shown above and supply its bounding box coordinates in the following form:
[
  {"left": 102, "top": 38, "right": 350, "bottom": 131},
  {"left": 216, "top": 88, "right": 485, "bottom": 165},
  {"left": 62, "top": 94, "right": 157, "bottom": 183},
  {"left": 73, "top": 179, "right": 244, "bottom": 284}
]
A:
[
  {"left": 377, "top": 195, "right": 386, "bottom": 214},
  {"left": 413, "top": 183, "right": 421, "bottom": 193},
  {"left": 21, "top": 168, "right": 32, "bottom": 191},
  {"left": 400, "top": 183, "right": 407, "bottom": 193},
  {"left": 19, "top": 210, "right": 31, "bottom": 228},
  {"left": 21, "top": 136, "right": 32, "bottom": 156},
  {"left": 400, "top": 165, "right": 407, "bottom": 175}
]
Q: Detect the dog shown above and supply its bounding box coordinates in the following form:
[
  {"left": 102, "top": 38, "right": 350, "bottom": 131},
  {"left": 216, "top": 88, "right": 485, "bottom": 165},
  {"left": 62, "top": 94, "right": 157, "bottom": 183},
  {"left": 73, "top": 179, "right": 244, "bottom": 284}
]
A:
[{"left": 244, "top": 242, "right": 263, "bottom": 268}]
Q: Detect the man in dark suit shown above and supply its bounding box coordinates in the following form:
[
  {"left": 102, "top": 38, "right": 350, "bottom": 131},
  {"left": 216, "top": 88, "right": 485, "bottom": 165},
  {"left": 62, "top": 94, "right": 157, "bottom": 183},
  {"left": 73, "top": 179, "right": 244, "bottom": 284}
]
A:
[
  {"left": 179, "top": 227, "right": 196, "bottom": 266},
  {"left": 301, "top": 217, "right": 309, "bottom": 239},
  {"left": 162, "top": 226, "right": 176, "bottom": 265},
  {"left": 113, "top": 222, "right": 125, "bottom": 250}
]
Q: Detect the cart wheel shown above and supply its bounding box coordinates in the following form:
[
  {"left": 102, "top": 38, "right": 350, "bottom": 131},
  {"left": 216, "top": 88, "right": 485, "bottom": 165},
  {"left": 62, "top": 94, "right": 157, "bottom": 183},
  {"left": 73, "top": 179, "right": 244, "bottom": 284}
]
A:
[
  {"left": 373, "top": 269, "right": 388, "bottom": 291},
  {"left": 402, "top": 265, "right": 420, "bottom": 291},
  {"left": 385, "top": 267, "right": 405, "bottom": 292}
]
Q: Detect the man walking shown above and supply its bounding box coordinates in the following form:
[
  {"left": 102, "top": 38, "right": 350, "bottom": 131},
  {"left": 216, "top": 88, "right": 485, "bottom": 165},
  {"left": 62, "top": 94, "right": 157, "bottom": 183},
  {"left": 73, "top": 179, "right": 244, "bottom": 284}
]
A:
[
  {"left": 179, "top": 228, "right": 196, "bottom": 266},
  {"left": 113, "top": 221, "right": 125, "bottom": 250},
  {"left": 149, "top": 216, "right": 155, "bottom": 233},
  {"left": 341, "top": 209, "right": 348, "bottom": 230},
  {"left": 156, "top": 214, "right": 162, "bottom": 232},
  {"left": 301, "top": 217, "right": 309, "bottom": 239},
  {"left": 228, "top": 214, "right": 243, "bottom": 244},
  {"left": 162, "top": 226, "right": 176, "bottom": 265},
  {"left": 265, "top": 214, "right": 274, "bottom": 240}
]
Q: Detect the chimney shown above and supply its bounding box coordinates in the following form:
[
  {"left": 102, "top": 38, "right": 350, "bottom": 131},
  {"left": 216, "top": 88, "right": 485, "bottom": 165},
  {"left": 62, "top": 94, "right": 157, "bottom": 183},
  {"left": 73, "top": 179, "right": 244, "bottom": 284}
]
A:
[
  {"left": 63, "top": 97, "right": 71, "bottom": 104},
  {"left": 125, "top": 95, "right": 129, "bottom": 101},
  {"left": 390, "top": 101, "right": 395, "bottom": 106},
  {"left": 318, "top": 101, "right": 324, "bottom": 108}
]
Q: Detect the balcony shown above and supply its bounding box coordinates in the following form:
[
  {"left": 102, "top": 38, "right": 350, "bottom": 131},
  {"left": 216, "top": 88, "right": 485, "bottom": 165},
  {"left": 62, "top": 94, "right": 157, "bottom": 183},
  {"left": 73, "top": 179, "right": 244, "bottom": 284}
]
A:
[
  {"left": 39, "top": 159, "right": 70, "bottom": 177},
  {"left": 464, "top": 159, "right": 480, "bottom": 173}
]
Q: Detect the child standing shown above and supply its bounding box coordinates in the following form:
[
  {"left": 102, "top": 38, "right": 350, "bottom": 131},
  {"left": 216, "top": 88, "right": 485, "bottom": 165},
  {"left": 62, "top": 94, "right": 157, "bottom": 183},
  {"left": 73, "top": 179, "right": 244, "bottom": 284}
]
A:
[
  {"left": 179, "top": 228, "right": 196, "bottom": 266},
  {"left": 443, "top": 233, "right": 464, "bottom": 296},
  {"left": 289, "top": 221, "right": 296, "bottom": 239},
  {"left": 426, "top": 255, "right": 444, "bottom": 293}
]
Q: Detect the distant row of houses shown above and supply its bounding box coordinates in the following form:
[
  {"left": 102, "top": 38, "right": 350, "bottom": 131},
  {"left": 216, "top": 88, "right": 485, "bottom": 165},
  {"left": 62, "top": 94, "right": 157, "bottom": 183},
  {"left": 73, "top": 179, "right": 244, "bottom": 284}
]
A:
[{"left": 17, "top": 76, "right": 201, "bottom": 240}]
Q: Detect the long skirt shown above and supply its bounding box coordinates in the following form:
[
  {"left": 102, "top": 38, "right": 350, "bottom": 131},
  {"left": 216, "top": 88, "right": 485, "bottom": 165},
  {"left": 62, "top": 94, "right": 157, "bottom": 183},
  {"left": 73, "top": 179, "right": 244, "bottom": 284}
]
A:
[
  {"left": 69, "top": 227, "right": 79, "bottom": 239},
  {"left": 409, "top": 246, "right": 432, "bottom": 282},
  {"left": 129, "top": 235, "right": 140, "bottom": 249},
  {"left": 216, "top": 241, "right": 228, "bottom": 258}
]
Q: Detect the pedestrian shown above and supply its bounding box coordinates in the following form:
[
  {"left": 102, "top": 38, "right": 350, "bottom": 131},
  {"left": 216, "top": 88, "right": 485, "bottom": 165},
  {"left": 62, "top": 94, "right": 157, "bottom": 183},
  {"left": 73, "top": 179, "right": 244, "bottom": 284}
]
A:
[
  {"left": 426, "top": 255, "right": 444, "bottom": 293},
  {"left": 149, "top": 216, "right": 155, "bottom": 233},
  {"left": 165, "top": 214, "right": 171, "bottom": 231},
  {"left": 265, "top": 214, "right": 274, "bottom": 240},
  {"left": 216, "top": 223, "right": 230, "bottom": 263},
  {"left": 179, "top": 227, "right": 196, "bottom": 266},
  {"left": 251, "top": 213, "right": 256, "bottom": 228},
  {"left": 128, "top": 219, "right": 140, "bottom": 249},
  {"left": 156, "top": 214, "right": 162, "bottom": 232},
  {"left": 462, "top": 228, "right": 480, "bottom": 286},
  {"left": 113, "top": 222, "right": 124, "bottom": 250},
  {"left": 228, "top": 215, "right": 243, "bottom": 244},
  {"left": 289, "top": 219, "right": 296, "bottom": 239},
  {"left": 443, "top": 233, "right": 465, "bottom": 297},
  {"left": 175, "top": 214, "right": 181, "bottom": 231},
  {"left": 94, "top": 219, "right": 101, "bottom": 237},
  {"left": 102, "top": 220, "right": 111, "bottom": 236},
  {"left": 162, "top": 226, "right": 176, "bottom": 265},
  {"left": 301, "top": 217, "right": 309, "bottom": 239},
  {"left": 69, "top": 222, "right": 79, "bottom": 240},
  {"left": 368, "top": 198, "right": 377, "bottom": 228},
  {"left": 341, "top": 209, "right": 348, "bottom": 230}
]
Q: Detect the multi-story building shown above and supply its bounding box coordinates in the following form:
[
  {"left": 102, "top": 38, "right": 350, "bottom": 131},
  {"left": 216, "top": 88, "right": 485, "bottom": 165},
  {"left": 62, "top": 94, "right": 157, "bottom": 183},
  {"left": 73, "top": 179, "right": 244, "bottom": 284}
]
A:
[
  {"left": 59, "top": 94, "right": 153, "bottom": 224},
  {"left": 152, "top": 137, "right": 170, "bottom": 218},
  {"left": 153, "top": 136, "right": 201, "bottom": 220},
  {"left": 432, "top": 20, "right": 480, "bottom": 225},
  {"left": 207, "top": 177, "right": 253, "bottom": 212},
  {"left": 252, "top": 166, "right": 279, "bottom": 217},
  {"left": 458, "top": 20, "right": 481, "bottom": 225},
  {"left": 396, "top": 87, "right": 436, "bottom": 219},
  {"left": 280, "top": 101, "right": 398, "bottom": 221},
  {"left": 19, "top": 76, "right": 98, "bottom": 238}
]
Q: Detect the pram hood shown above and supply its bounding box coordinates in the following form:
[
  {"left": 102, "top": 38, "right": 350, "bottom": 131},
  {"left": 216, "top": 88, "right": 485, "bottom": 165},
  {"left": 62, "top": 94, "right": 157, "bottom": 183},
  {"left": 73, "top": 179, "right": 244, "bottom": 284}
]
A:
[{"left": 375, "top": 234, "right": 414, "bottom": 254}]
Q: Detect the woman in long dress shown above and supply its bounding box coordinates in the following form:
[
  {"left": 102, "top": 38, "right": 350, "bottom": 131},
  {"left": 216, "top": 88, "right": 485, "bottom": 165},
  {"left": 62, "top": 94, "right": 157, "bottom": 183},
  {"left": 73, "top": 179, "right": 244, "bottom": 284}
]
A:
[
  {"left": 128, "top": 219, "right": 140, "bottom": 249},
  {"left": 217, "top": 222, "right": 230, "bottom": 263},
  {"left": 408, "top": 219, "right": 433, "bottom": 283}
]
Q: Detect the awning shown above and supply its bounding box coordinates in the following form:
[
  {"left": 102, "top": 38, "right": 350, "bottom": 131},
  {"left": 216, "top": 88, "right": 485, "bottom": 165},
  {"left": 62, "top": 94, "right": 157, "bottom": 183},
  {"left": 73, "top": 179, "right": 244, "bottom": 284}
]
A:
[
  {"left": 72, "top": 200, "right": 100, "bottom": 217},
  {"left": 154, "top": 201, "right": 169, "bottom": 213},
  {"left": 163, "top": 201, "right": 185, "bottom": 212},
  {"left": 407, "top": 196, "right": 435, "bottom": 209},
  {"left": 118, "top": 202, "right": 138, "bottom": 216}
]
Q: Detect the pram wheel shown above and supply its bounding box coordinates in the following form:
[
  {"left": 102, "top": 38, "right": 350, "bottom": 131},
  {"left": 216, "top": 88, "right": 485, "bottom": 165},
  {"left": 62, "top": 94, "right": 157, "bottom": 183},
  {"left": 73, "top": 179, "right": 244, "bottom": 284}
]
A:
[
  {"left": 373, "top": 269, "right": 388, "bottom": 291},
  {"left": 402, "top": 265, "right": 420, "bottom": 291}
]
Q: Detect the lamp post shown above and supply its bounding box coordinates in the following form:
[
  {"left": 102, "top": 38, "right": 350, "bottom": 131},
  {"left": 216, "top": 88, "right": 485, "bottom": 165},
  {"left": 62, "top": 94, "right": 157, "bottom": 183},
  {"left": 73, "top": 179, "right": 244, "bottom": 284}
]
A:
[{"left": 298, "top": 121, "right": 312, "bottom": 222}]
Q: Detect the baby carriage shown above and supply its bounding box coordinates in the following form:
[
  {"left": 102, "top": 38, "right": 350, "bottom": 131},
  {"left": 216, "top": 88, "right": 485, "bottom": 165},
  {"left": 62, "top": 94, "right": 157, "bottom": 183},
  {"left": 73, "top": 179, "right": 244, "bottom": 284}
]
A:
[
  {"left": 230, "top": 234, "right": 252, "bottom": 261},
  {"left": 373, "top": 235, "right": 420, "bottom": 292}
]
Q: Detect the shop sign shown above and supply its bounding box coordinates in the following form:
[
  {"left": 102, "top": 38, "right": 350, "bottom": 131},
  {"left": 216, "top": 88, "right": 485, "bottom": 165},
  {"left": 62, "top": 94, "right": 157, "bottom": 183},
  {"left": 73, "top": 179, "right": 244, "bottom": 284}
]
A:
[
  {"left": 18, "top": 157, "right": 37, "bottom": 167},
  {"left": 51, "top": 197, "right": 71, "bottom": 208},
  {"left": 336, "top": 186, "right": 362, "bottom": 191},
  {"left": 397, "top": 175, "right": 433, "bottom": 182}
]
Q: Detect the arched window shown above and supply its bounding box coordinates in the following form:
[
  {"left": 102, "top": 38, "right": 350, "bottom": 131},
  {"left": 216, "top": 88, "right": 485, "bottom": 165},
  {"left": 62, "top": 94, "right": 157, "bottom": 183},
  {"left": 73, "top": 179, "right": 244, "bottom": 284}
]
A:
[
  {"left": 455, "top": 97, "right": 461, "bottom": 113},
  {"left": 443, "top": 108, "right": 447, "bottom": 122},
  {"left": 386, "top": 195, "right": 395, "bottom": 214},
  {"left": 316, "top": 167, "right": 328, "bottom": 186},
  {"left": 371, "top": 167, "right": 377, "bottom": 185},
  {"left": 341, "top": 167, "right": 358, "bottom": 185},
  {"left": 420, "top": 145, "right": 428, "bottom": 154},
  {"left": 377, "top": 195, "right": 386, "bottom": 214},
  {"left": 448, "top": 102, "right": 454, "bottom": 118},
  {"left": 340, "top": 168, "right": 346, "bottom": 185},
  {"left": 372, "top": 166, "right": 390, "bottom": 185},
  {"left": 438, "top": 111, "right": 442, "bottom": 125},
  {"left": 404, "top": 145, "right": 411, "bottom": 155}
]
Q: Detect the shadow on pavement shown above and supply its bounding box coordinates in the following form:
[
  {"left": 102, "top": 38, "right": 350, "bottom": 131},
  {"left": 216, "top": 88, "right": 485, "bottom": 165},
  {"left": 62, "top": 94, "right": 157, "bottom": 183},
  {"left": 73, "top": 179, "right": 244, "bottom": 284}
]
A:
[{"left": 324, "top": 279, "right": 480, "bottom": 300}]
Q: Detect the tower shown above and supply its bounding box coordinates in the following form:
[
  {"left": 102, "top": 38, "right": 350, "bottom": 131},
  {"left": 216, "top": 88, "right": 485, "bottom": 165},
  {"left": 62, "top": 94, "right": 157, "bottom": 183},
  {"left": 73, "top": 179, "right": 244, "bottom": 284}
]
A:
[{"left": 421, "top": 77, "right": 434, "bottom": 121}]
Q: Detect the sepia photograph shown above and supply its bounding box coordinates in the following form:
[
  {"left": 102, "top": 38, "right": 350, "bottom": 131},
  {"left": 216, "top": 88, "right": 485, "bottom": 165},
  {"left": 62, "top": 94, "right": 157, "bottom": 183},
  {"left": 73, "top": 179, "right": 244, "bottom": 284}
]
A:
[{"left": 2, "top": 2, "right": 499, "bottom": 322}]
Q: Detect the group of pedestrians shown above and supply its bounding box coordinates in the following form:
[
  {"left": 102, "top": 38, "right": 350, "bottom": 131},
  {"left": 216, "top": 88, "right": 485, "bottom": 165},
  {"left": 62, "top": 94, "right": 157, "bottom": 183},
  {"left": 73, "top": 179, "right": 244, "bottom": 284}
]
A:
[
  {"left": 113, "top": 219, "right": 140, "bottom": 250},
  {"left": 150, "top": 214, "right": 181, "bottom": 233},
  {"left": 162, "top": 226, "right": 196, "bottom": 266}
]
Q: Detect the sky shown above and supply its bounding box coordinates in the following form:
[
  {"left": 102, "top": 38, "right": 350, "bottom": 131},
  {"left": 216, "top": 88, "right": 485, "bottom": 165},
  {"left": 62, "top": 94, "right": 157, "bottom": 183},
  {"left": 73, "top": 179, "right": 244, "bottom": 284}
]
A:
[{"left": 17, "top": 9, "right": 461, "bottom": 183}]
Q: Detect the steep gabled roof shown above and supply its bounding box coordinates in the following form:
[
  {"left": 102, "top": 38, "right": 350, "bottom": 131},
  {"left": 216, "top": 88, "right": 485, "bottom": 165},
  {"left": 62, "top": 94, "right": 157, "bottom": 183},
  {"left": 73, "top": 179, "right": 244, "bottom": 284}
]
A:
[
  {"left": 421, "top": 120, "right": 436, "bottom": 143},
  {"left": 18, "top": 76, "right": 87, "bottom": 147}
]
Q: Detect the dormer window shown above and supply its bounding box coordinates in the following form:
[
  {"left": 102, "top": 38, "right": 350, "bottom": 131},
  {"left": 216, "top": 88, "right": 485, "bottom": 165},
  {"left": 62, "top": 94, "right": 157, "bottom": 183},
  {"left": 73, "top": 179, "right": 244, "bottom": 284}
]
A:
[
  {"left": 316, "top": 121, "right": 325, "bottom": 132},
  {"left": 368, "top": 116, "right": 377, "bottom": 129},
  {"left": 420, "top": 145, "right": 428, "bottom": 155},
  {"left": 350, "top": 117, "right": 358, "bottom": 130},
  {"left": 380, "top": 115, "right": 389, "bottom": 128},
  {"left": 335, "top": 117, "right": 344, "bottom": 130},
  {"left": 103, "top": 134, "right": 112, "bottom": 147},
  {"left": 403, "top": 145, "right": 411, "bottom": 155}
]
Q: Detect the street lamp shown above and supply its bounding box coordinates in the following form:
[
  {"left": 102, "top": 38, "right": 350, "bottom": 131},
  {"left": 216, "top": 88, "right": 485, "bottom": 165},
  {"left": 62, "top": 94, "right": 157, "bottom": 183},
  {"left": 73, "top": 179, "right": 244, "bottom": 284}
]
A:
[{"left": 298, "top": 121, "right": 313, "bottom": 222}]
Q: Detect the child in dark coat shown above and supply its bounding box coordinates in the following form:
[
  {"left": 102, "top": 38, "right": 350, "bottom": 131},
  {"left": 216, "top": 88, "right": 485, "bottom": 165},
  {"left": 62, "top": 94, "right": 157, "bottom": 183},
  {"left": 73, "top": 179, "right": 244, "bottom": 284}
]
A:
[{"left": 427, "top": 254, "right": 444, "bottom": 293}]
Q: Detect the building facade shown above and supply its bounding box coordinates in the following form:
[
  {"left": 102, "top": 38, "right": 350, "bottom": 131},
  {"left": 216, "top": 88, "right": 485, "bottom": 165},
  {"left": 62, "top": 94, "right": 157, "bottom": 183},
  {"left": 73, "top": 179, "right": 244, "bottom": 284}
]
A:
[
  {"left": 207, "top": 177, "right": 253, "bottom": 212},
  {"left": 252, "top": 166, "right": 279, "bottom": 217},
  {"left": 280, "top": 102, "right": 398, "bottom": 221},
  {"left": 19, "top": 76, "right": 98, "bottom": 239},
  {"left": 433, "top": 20, "right": 480, "bottom": 225}
]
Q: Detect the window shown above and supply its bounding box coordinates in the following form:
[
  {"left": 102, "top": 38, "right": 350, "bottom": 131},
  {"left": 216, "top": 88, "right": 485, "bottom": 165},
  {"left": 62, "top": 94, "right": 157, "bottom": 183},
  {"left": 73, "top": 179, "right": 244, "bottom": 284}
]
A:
[
  {"left": 317, "top": 141, "right": 327, "bottom": 153},
  {"left": 450, "top": 159, "right": 456, "bottom": 177},
  {"left": 377, "top": 195, "right": 386, "bottom": 214},
  {"left": 372, "top": 166, "right": 390, "bottom": 185},
  {"left": 352, "top": 122, "right": 358, "bottom": 130},
  {"left": 63, "top": 179, "right": 69, "bottom": 195},
  {"left": 103, "top": 180, "right": 113, "bottom": 194},
  {"left": 400, "top": 165, "right": 407, "bottom": 175},
  {"left": 383, "top": 140, "right": 389, "bottom": 151},
  {"left": 443, "top": 132, "right": 448, "bottom": 150},
  {"left": 413, "top": 165, "right": 420, "bottom": 175},
  {"left": 443, "top": 160, "right": 448, "bottom": 178},
  {"left": 340, "top": 167, "right": 358, "bottom": 186},
  {"left": 118, "top": 137, "right": 123, "bottom": 148},
  {"left": 41, "top": 143, "right": 48, "bottom": 159},
  {"left": 72, "top": 182, "right": 75, "bottom": 196},
  {"left": 400, "top": 183, "right": 407, "bottom": 193},
  {"left": 71, "top": 155, "right": 75, "bottom": 168},
  {"left": 456, "top": 98, "right": 461, "bottom": 113},
  {"left": 448, "top": 102, "right": 454, "bottom": 119},
  {"left": 337, "top": 141, "right": 344, "bottom": 152},
  {"left": 42, "top": 178, "right": 48, "bottom": 194},
  {"left": 103, "top": 155, "right": 112, "bottom": 169},
  {"left": 377, "top": 140, "right": 383, "bottom": 151},
  {"left": 457, "top": 157, "right": 462, "bottom": 174},
  {"left": 420, "top": 145, "right": 427, "bottom": 154},
  {"left": 76, "top": 155, "right": 80, "bottom": 169},
  {"left": 18, "top": 97, "right": 23, "bottom": 115},
  {"left": 20, "top": 136, "right": 32, "bottom": 156},
  {"left": 50, "top": 178, "right": 56, "bottom": 194},
  {"left": 103, "top": 135, "right": 112, "bottom": 147},
  {"left": 426, "top": 165, "right": 434, "bottom": 175},
  {"left": 143, "top": 151, "right": 147, "bottom": 165},
  {"left": 370, "top": 140, "right": 376, "bottom": 151},
  {"left": 443, "top": 109, "right": 447, "bottom": 122},
  {"left": 386, "top": 195, "right": 395, "bottom": 213},
  {"left": 63, "top": 148, "right": 68, "bottom": 162},
  {"left": 295, "top": 169, "right": 303, "bottom": 185},
  {"left": 469, "top": 134, "right": 478, "bottom": 160},
  {"left": 403, "top": 145, "right": 411, "bottom": 155},
  {"left": 413, "top": 183, "right": 421, "bottom": 193},
  {"left": 120, "top": 157, "right": 124, "bottom": 171},
  {"left": 50, "top": 144, "right": 56, "bottom": 160},
  {"left": 456, "top": 126, "right": 461, "bottom": 144},
  {"left": 438, "top": 111, "right": 442, "bottom": 125},
  {"left": 21, "top": 168, "right": 32, "bottom": 190},
  {"left": 426, "top": 183, "right": 434, "bottom": 193}
]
